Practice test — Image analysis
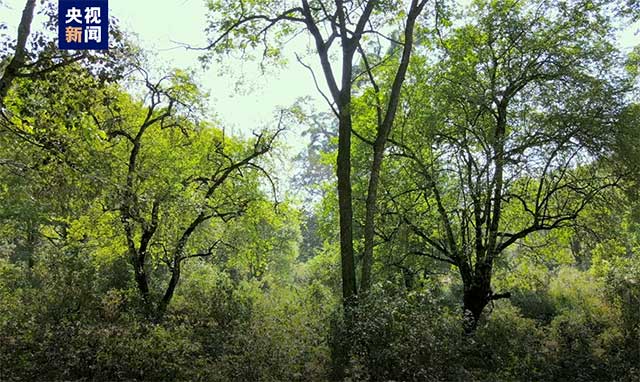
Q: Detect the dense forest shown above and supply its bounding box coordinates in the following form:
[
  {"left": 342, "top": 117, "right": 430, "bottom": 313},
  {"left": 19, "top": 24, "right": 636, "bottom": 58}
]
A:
[{"left": 1, "top": 0, "right": 639, "bottom": 380}]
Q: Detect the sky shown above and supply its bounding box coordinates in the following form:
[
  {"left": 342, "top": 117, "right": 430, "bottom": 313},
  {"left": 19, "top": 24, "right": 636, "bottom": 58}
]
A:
[
  {"left": 99, "top": 0, "right": 326, "bottom": 139},
  {"left": 1, "top": 0, "right": 638, "bottom": 149}
]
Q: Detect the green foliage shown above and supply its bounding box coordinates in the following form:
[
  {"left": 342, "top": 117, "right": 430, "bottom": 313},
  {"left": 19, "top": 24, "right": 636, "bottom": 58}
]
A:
[
  {"left": 222, "top": 201, "right": 302, "bottom": 283},
  {"left": 0, "top": 0, "right": 639, "bottom": 380},
  {"left": 326, "top": 267, "right": 638, "bottom": 382},
  {"left": 216, "top": 280, "right": 333, "bottom": 381}
]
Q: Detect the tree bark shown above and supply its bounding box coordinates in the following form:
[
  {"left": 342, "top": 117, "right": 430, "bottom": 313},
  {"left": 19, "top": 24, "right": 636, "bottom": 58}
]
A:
[
  {"left": 337, "top": 100, "right": 358, "bottom": 302},
  {"left": 158, "top": 260, "right": 181, "bottom": 317},
  {"left": 360, "top": 0, "right": 427, "bottom": 293}
]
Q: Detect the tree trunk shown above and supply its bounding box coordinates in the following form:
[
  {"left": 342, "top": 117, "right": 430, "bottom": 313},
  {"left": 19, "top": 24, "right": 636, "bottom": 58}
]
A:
[
  {"left": 132, "top": 253, "right": 151, "bottom": 307},
  {"left": 158, "top": 260, "right": 181, "bottom": 318},
  {"left": 337, "top": 99, "right": 357, "bottom": 304},
  {"left": 462, "top": 283, "right": 492, "bottom": 334},
  {"left": 360, "top": 143, "right": 384, "bottom": 292},
  {"left": 359, "top": 0, "right": 425, "bottom": 293},
  {"left": 331, "top": 92, "right": 358, "bottom": 381},
  {"left": 461, "top": 262, "right": 493, "bottom": 334},
  {"left": 461, "top": 260, "right": 510, "bottom": 333}
]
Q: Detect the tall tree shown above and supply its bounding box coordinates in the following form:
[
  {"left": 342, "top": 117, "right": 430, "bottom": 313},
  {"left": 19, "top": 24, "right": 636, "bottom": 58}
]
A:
[
  {"left": 384, "top": 0, "right": 630, "bottom": 332},
  {"left": 201, "top": 0, "right": 430, "bottom": 306}
]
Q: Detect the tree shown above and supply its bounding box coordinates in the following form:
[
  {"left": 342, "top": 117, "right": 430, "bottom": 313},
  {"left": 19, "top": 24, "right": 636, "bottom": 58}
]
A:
[
  {"left": 201, "top": 0, "right": 430, "bottom": 308},
  {"left": 89, "top": 69, "right": 282, "bottom": 316},
  {"left": 0, "top": 2, "right": 137, "bottom": 262},
  {"left": 384, "top": 0, "right": 630, "bottom": 332}
]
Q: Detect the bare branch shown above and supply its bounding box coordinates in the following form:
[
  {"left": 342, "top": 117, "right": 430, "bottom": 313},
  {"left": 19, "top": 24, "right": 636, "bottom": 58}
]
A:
[{"left": 295, "top": 53, "right": 338, "bottom": 116}]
